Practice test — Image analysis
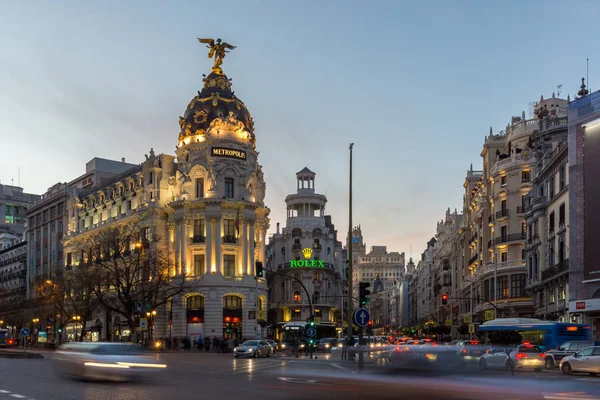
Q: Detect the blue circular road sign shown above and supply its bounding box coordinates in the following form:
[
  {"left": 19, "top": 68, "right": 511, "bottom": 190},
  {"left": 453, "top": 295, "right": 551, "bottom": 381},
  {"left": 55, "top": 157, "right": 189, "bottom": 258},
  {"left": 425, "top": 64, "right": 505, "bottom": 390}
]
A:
[
  {"left": 306, "top": 327, "right": 317, "bottom": 337},
  {"left": 20, "top": 328, "right": 30, "bottom": 336},
  {"left": 352, "top": 308, "right": 371, "bottom": 327}
]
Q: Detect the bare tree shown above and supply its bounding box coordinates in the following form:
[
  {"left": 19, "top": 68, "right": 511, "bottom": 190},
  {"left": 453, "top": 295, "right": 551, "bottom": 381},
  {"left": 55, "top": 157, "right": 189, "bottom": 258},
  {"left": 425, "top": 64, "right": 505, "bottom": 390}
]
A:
[
  {"left": 73, "top": 223, "right": 185, "bottom": 339},
  {"left": 36, "top": 264, "right": 101, "bottom": 343}
]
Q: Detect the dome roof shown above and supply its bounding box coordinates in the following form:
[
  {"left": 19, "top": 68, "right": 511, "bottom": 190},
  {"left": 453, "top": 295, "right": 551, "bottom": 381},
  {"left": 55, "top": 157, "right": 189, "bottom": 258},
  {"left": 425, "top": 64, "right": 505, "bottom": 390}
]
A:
[{"left": 178, "top": 71, "right": 255, "bottom": 145}]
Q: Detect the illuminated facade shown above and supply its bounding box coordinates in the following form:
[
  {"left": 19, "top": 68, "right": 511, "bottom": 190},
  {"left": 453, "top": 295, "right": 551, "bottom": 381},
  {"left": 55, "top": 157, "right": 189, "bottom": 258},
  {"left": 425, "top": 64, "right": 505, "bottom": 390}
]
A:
[
  {"left": 266, "top": 168, "right": 344, "bottom": 340},
  {"left": 64, "top": 43, "right": 270, "bottom": 343},
  {"left": 0, "top": 236, "right": 26, "bottom": 328}
]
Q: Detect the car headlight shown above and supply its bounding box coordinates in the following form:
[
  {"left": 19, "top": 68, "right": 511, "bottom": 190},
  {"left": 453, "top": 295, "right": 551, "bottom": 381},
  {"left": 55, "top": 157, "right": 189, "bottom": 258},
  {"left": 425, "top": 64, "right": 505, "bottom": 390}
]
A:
[
  {"left": 246, "top": 349, "right": 254, "bottom": 352},
  {"left": 234, "top": 347, "right": 238, "bottom": 352},
  {"left": 325, "top": 344, "right": 330, "bottom": 348},
  {"left": 300, "top": 344, "right": 305, "bottom": 348},
  {"left": 281, "top": 344, "right": 286, "bottom": 348}
]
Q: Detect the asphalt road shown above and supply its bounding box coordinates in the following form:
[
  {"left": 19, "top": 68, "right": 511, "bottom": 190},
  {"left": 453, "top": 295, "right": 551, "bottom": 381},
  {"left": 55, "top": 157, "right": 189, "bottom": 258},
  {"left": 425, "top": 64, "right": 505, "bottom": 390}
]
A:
[{"left": 0, "top": 351, "right": 598, "bottom": 400}]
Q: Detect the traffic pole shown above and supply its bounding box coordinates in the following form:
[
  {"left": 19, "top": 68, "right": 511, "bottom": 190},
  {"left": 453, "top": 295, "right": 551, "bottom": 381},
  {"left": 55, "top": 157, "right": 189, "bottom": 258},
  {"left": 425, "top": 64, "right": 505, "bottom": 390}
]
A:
[{"left": 346, "top": 144, "right": 354, "bottom": 351}]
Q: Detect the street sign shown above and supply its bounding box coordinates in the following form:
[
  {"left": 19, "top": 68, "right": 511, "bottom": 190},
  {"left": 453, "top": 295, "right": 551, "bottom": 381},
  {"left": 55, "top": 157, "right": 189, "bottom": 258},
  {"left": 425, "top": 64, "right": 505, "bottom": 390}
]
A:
[
  {"left": 140, "top": 318, "right": 148, "bottom": 331},
  {"left": 468, "top": 324, "right": 475, "bottom": 334},
  {"left": 20, "top": 328, "right": 30, "bottom": 336},
  {"left": 352, "top": 308, "right": 370, "bottom": 327},
  {"left": 306, "top": 327, "right": 317, "bottom": 337}
]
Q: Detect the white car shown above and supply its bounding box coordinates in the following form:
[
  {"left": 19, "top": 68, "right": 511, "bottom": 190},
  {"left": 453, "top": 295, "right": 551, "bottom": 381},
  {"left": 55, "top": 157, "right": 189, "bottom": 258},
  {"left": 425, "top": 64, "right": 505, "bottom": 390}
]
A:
[
  {"left": 559, "top": 346, "right": 600, "bottom": 375},
  {"left": 233, "top": 340, "right": 273, "bottom": 358}
]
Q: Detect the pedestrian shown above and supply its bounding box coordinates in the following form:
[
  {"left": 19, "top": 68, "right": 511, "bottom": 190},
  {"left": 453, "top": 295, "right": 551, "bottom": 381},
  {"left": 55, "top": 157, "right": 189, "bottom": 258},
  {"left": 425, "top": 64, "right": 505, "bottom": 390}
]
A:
[
  {"left": 204, "top": 337, "right": 210, "bottom": 352},
  {"left": 192, "top": 339, "right": 197, "bottom": 352},
  {"left": 213, "top": 337, "right": 219, "bottom": 353}
]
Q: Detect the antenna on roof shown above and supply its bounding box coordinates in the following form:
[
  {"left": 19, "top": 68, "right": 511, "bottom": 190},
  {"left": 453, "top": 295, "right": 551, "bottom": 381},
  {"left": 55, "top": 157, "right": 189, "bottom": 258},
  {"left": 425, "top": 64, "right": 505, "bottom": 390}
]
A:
[
  {"left": 587, "top": 58, "right": 590, "bottom": 93},
  {"left": 557, "top": 84, "right": 562, "bottom": 97}
]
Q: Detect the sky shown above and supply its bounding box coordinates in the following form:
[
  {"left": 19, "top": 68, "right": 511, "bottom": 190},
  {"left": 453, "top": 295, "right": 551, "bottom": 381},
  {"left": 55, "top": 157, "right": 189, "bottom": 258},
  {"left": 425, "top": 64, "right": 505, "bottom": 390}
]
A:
[{"left": 1, "top": 0, "right": 599, "bottom": 258}]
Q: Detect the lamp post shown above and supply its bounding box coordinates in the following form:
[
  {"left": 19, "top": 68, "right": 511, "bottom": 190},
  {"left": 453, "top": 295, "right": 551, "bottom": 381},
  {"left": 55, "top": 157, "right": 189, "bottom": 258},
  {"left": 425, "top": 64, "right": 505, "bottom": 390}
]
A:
[
  {"left": 32, "top": 318, "right": 40, "bottom": 345},
  {"left": 145, "top": 310, "right": 157, "bottom": 341},
  {"left": 72, "top": 316, "right": 81, "bottom": 341}
]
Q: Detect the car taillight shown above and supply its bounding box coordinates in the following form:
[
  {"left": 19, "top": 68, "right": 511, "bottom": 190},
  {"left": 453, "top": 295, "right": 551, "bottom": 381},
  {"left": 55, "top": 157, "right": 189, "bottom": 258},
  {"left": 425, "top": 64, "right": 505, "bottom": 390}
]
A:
[
  {"left": 516, "top": 353, "right": 527, "bottom": 359},
  {"left": 462, "top": 349, "right": 467, "bottom": 354},
  {"left": 8, "top": 339, "right": 13, "bottom": 345},
  {"left": 540, "top": 353, "right": 545, "bottom": 358}
]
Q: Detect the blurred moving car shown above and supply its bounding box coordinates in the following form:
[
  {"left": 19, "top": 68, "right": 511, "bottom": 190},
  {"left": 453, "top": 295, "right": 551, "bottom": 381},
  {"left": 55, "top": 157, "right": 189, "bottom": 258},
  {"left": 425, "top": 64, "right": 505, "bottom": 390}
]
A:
[
  {"left": 559, "top": 346, "right": 600, "bottom": 375},
  {"left": 317, "top": 338, "right": 339, "bottom": 353},
  {"left": 233, "top": 340, "right": 273, "bottom": 358},
  {"left": 478, "top": 347, "right": 512, "bottom": 370},
  {"left": 455, "top": 340, "right": 487, "bottom": 367},
  {"left": 507, "top": 344, "right": 545, "bottom": 372},
  {"left": 544, "top": 340, "right": 600, "bottom": 369},
  {"left": 265, "top": 339, "right": 278, "bottom": 353},
  {"left": 387, "top": 344, "right": 463, "bottom": 371},
  {"left": 0, "top": 329, "right": 15, "bottom": 348},
  {"left": 52, "top": 342, "right": 167, "bottom": 382}
]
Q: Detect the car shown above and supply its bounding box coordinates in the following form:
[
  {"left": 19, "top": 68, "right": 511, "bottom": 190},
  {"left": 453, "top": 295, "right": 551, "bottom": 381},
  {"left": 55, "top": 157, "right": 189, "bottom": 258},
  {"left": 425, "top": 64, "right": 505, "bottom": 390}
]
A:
[
  {"left": 506, "top": 344, "right": 545, "bottom": 372},
  {"left": 544, "top": 340, "right": 600, "bottom": 369},
  {"left": 316, "top": 338, "right": 339, "bottom": 353},
  {"left": 52, "top": 342, "right": 167, "bottom": 382},
  {"left": 559, "top": 346, "right": 600, "bottom": 375},
  {"left": 233, "top": 340, "right": 272, "bottom": 358},
  {"left": 478, "top": 347, "right": 512, "bottom": 370},
  {"left": 455, "top": 340, "right": 487, "bottom": 367},
  {"left": 265, "top": 339, "right": 278, "bottom": 353}
]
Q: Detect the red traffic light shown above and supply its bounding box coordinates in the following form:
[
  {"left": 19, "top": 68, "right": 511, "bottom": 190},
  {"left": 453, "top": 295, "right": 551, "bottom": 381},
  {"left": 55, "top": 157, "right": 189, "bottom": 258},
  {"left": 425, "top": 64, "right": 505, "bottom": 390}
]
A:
[{"left": 441, "top": 293, "right": 448, "bottom": 305}]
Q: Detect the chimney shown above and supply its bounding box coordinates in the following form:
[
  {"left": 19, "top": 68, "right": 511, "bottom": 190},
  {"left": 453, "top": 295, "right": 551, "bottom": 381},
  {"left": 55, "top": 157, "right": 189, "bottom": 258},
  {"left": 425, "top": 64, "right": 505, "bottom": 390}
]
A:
[
  {"left": 276, "top": 222, "right": 280, "bottom": 234},
  {"left": 121, "top": 158, "right": 125, "bottom": 163}
]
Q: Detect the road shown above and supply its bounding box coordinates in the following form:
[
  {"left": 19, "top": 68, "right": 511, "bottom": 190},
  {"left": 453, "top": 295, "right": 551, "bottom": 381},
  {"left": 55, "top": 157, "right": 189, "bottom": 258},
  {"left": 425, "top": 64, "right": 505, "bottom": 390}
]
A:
[{"left": 0, "top": 350, "right": 598, "bottom": 400}]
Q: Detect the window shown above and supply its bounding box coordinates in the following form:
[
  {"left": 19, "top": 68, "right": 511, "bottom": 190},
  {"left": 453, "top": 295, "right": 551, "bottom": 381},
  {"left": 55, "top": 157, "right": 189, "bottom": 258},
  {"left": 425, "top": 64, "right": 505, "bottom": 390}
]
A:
[
  {"left": 501, "top": 226, "right": 507, "bottom": 242},
  {"left": 549, "top": 212, "right": 555, "bottom": 233},
  {"left": 558, "top": 236, "right": 565, "bottom": 263},
  {"left": 193, "top": 254, "right": 205, "bottom": 276},
  {"left": 501, "top": 200, "right": 507, "bottom": 212},
  {"left": 559, "top": 166, "right": 566, "bottom": 191},
  {"left": 559, "top": 285, "right": 566, "bottom": 300},
  {"left": 312, "top": 291, "right": 320, "bottom": 304},
  {"left": 559, "top": 204, "right": 565, "bottom": 226},
  {"left": 224, "top": 295, "right": 242, "bottom": 310},
  {"left": 549, "top": 176, "right": 555, "bottom": 199},
  {"left": 292, "top": 309, "right": 301, "bottom": 319},
  {"left": 224, "top": 177, "right": 234, "bottom": 198},
  {"left": 501, "top": 175, "right": 507, "bottom": 187},
  {"left": 549, "top": 239, "right": 555, "bottom": 266},
  {"left": 293, "top": 291, "right": 301, "bottom": 302},
  {"left": 142, "top": 227, "right": 151, "bottom": 242},
  {"left": 521, "top": 170, "right": 531, "bottom": 182},
  {"left": 521, "top": 195, "right": 526, "bottom": 211},
  {"left": 193, "top": 219, "right": 205, "bottom": 241},
  {"left": 196, "top": 178, "right": 204, "bottom": 198},
  {"left": 66, "top": 252, "right": 72, "bottom": 266},
  {"left": 501, "top": 252, "right": 507, "bottom": 262},
  {"left": 496, "top": 276, "right": 508, "bottom": 299},
  {"left": 511, "top": 274, "right": 526, "bottom": 297},
  {"left": 149, "top": 171, "right": 154, "bottom": 185},
  {"left": 548, "top": 288, "right": 555, "bottom": 304},
  {"left": 528, "top": 224, "right": 532, "bottom": 241},
  {"left": 224, "top": 254, "right": 235, "bottom": 277},
  {"left": 483, "top": 279, "right": 490, "bottom": 301},
  {"left": 313, "top": 272, "right": 320, "bottom": 281},
  {"left": 224, "top": 219, "right": 236, "bottom": 237},
  {"left": 186, "top": 295, "right": 204, "bottom": 309},
  {"left": 521, "top": 248, "right": 525, "bottom": 260}
]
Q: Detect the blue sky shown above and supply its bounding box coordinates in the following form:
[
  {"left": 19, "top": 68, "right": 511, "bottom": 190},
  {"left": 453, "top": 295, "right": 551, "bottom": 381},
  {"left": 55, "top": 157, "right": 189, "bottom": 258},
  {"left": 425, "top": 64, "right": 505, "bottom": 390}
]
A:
[{"left": 1, "top": 0, "right": 598, "bottom": 257}]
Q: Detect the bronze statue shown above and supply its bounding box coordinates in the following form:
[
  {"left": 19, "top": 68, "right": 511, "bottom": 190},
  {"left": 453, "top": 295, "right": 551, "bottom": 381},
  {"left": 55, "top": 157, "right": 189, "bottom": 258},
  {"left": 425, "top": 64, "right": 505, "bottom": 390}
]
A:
[{"left": 198, "top": 38, "right": 236, "bottom": 72}]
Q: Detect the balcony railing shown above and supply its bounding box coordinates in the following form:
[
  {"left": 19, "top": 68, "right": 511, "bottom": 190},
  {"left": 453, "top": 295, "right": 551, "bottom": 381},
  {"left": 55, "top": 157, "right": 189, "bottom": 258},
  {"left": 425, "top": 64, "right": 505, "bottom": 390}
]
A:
[
  {"left": 223, "top": 275, "right": 244, "bottom": 282},
  {"left": 541, "top": 259, "right": 569, "bottom": 281},
  {"left": 192, "top": 235, "right": 205, "bottom": 244},
  {"left": 495, "top": 233, "right": 526, "bottom": 244},
  {"left": 292, "top": 244, "right": 302, "bottom": 250},
  {"left": 496, "top": 209, "right": 509, "bottom": 219},
  {"left": 222, "top": 235, "right": 237, "bottom": 244}
]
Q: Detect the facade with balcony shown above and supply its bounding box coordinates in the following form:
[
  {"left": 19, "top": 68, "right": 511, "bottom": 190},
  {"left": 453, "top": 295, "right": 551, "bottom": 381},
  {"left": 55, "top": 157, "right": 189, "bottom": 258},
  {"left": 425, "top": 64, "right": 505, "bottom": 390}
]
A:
[
  {"left": 0, "top": 237, "right": 27, "bottom": 329},
  {"left": 525, "top": 95, "right": 570, "bottom": 321},
  {"left": 266, "top": 168, "right": 344, "bottom": 341},
  {"left": 63, "top": 55, "right": 270, "bottom": 344}
]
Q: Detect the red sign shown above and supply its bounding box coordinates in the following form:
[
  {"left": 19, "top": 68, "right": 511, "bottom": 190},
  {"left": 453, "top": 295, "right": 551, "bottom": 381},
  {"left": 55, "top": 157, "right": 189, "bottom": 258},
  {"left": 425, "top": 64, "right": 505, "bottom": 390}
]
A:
[{"left": 576, "top": 301, "right": 586, "bottom": 310}]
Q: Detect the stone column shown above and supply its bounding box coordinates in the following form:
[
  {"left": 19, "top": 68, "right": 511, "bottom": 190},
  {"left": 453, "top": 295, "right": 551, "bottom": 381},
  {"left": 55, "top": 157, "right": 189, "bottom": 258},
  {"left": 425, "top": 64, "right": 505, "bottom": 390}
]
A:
[
  {"left": 174, "top": 219, "right": 181, "bottom": 275},
  {"left": 215, "top": 216, "right": 222, "bottom": 275},
  {"left": 206, "top": 217, "right": 214, "bottom": 274},
  {"left": 181, "top": 218, "right": 189, "bottom": 275},
  {"left": 249, "top": 220, "right": 255, "bottom": 277},
  {"left": 242, "top": 217, "right": 248, "bottom": 276}
]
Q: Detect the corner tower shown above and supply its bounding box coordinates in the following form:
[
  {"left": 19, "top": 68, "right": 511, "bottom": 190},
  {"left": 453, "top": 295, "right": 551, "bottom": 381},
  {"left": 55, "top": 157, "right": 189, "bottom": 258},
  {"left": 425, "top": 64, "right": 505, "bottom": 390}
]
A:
[{"left": 168, "top": 38, "right": 270, "bottom": 342}]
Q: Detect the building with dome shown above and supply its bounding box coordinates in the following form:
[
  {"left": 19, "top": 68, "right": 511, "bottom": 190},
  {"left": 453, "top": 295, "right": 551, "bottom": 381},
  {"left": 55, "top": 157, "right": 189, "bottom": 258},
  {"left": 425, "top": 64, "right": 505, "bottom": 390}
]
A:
[
  {"left": 62, "top": 39, "right": 270, "bottom": 343},
  {"left": 266, "top": 168, "right": 344, "bottom": 341}
]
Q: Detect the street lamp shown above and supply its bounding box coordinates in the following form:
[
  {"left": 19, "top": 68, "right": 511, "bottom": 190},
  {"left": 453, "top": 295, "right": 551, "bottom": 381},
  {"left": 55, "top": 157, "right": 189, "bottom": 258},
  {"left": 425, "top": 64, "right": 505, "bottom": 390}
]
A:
[
  {"left": 72, "top": 316, "right": 81, "bottom": 341},
  {"left": 145, "top": 310, "right": 157, "bottom": 341}
]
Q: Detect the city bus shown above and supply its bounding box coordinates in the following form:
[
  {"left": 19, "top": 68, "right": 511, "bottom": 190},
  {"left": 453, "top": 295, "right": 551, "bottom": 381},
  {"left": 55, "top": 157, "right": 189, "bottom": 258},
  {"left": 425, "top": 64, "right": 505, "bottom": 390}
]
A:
[
  {"left": 281, "top": 322, "right": 338, "bottom": 348},
  {"left": 478, "top": 318, "right": 591, "bottom": 351},
  {"left": 0, "top": 329, "right": 15, "bottom": 347}
]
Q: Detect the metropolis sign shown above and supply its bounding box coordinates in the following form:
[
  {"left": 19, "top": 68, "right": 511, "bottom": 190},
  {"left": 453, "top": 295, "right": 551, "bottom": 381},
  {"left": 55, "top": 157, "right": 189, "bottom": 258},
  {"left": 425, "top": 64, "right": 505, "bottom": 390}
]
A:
[
  {"left": 289, "top": 247, "right": 325, "bottom": 268},
  {"left": 211, "top": 146, "right": 247, "bottom": 161}
]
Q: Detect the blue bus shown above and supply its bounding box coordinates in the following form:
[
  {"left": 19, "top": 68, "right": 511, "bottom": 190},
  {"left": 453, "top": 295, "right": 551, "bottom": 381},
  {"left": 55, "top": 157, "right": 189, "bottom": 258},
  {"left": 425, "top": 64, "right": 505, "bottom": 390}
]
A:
[
  {"left": 478, "top": 318, "right": 591, "bottom": 351},
  {"left": 0, "top": 329, "right": 15, "bottom": 347}
]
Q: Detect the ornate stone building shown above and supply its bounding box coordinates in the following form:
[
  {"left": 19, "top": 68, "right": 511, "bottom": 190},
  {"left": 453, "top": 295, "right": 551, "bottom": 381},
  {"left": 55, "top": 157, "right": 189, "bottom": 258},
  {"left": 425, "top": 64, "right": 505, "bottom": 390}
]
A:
[
  {"left": 63, "top": 40, "right": 270, "bottom": 343},
  {"left": 266, "top": 168, "right": 344, "bottom": 341},
  {"left": 0, "top": 235, "right": 27, "bottom": 329}
]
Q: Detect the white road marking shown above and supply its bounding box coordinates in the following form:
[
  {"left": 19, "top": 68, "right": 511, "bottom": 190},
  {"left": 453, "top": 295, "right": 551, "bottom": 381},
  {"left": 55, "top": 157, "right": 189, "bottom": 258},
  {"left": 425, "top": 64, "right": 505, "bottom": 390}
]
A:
[
  {"left": 0, "top": 390, "right": 10, "bottom": 393},
  {"left": 331, "top": 363, "right": 352, "bottom": 372},
  {"left": 10, "top": 395, "right": 26, "bottom": 399},
  {"left": 0, "top": 389, "right": 34, "bottom": 399}
]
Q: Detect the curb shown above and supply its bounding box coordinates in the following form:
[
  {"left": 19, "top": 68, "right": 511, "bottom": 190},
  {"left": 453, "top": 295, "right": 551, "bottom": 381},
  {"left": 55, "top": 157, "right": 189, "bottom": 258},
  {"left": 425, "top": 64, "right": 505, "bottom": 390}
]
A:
[{"left": 0, "top": 352, "right": 44, "bottom": 359}]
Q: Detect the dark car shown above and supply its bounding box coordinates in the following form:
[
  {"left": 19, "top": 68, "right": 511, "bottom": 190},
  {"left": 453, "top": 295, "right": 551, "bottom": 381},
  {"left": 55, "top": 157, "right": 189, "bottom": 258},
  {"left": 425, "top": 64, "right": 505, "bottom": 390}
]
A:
[
  {"left": 545, "top": 340, "right": 600, "bottom": 369},
  {"left": 316, "top": 338, "right": 339, "bottom": 353}
]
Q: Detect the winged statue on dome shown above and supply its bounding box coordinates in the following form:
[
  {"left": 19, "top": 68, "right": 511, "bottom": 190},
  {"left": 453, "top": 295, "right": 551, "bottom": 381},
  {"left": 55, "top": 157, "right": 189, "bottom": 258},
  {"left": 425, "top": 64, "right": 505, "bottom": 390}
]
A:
[{"left": 198, "top": 38, "right": 236, "bottom": 72}]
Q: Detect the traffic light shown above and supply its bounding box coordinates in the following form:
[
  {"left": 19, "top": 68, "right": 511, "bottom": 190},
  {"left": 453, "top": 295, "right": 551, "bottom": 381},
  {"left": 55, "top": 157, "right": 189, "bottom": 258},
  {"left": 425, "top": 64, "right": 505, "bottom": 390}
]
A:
[
  {"left": 359, "top": 282, "right": 371, "bottom": 306},
  {"left": 441, "top": 293, "right": 448, "bottom": 305},
  {"left": 255, "top": 261, "right": 264, "bottom": 277}
]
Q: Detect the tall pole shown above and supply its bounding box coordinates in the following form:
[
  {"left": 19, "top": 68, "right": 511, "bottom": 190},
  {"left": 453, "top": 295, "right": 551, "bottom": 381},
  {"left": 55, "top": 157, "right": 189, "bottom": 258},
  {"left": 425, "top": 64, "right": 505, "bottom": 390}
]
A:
[
  {"left": 493, "top": 249, "right": 498, "bottom": 320},
  {"left": 347, "top": 143, "right": 354, "bottom": 345}
]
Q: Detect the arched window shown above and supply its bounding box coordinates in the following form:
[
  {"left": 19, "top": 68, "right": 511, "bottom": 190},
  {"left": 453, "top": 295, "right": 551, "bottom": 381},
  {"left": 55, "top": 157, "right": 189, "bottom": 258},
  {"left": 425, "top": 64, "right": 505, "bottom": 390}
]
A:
[
  {"left": 224, "top": 295, "right": 242, "bottom": 310},
  {"left": 257, "top": 297, "right": 264, "bottom": 311},
  {"left": 312, "top": 291, "right": 320, "bottom": 304},
  {"left": 186, "top": 295, "right": 204, "bottom": 310},
  {"left": 292, "top": 228, "right": 302, "bottom": 238},
  {"left": 293, "top": 291, "right": 301, "bottom": 302}
]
